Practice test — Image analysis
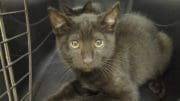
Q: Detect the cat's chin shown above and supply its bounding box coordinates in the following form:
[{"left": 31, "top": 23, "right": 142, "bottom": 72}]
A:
[
  {"left": 76, "top": 66, "right": 97, "bottom": 72},
  {"left": 83, "top": 68, "right": 95, "bottom": 72}
]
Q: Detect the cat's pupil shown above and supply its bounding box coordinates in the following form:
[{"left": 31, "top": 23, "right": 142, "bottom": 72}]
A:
[
  {"left": 96, "top": 39, "right": 102, "bottom": 45},
  {"left": 72, "top": 40, "right": 78, "bottom": 46}
]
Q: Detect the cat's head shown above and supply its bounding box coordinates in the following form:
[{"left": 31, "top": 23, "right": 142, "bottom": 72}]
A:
[
  {"left": 62, "top": 1, "right": 102, "bottom": 16},
  {"left": 48, "top": 2, "right": 120, "bottom": 72}
]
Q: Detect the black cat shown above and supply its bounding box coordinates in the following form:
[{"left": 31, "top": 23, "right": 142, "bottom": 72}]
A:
[{"left": 47, "top": 2, "right": 172, "bottom": 101}]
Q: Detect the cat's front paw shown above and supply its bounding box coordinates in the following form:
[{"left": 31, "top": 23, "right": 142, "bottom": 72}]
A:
[{"left": 148, "top": 79, "right": 166, "bottom": 99}]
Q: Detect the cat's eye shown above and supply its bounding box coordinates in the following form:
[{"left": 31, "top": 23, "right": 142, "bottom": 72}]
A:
[
  {"left": 70, "top": 40, "right": 80, "bottom": 48},
  {"left": 95, "top": 39, "right": 104, "bottom": 48}
]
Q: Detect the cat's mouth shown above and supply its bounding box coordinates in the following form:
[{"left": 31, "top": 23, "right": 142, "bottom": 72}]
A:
[
  {"left": 78, "top": 64, "right": 98, "bottom": 72},
  {"left": 72, "top": 60, "right": 102, "bottom": 72},
  {"left": 82, "top": 67, "right": 93, "bottom": 72},
  {"left": 81, "top": 64, "right": 95, "bottom": 72}
]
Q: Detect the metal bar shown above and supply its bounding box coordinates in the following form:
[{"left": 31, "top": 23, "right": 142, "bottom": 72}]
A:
[
  {"left": 0, "top": 32, "right": 27, "bottom": 44},
  {"left": 0, "top": 72, "right": 29, "bottom": 99},
  {"left": 3, "top": 72, "right": 29, "bottom": 91},
  {"left": 24, "top": 0, "right": 32, "bottom": 101},
  {"left": 5, "top": 52, "right": 29, "bottom": 68},
  {"left": 2, "top": 31, "right": 53, "bottom": 69},
  {"left": 0, "top": 9, "right": 18, "bottom": 101},
  {"left": 2, "top": 31, "right": 53, "bottom": 70},
  {"left": 0, "top": 90, "right": 8, "bottom": 99},
  {"left": 1, "top": 30, "right": 53, "bottom": 70},
  {"left": 9, "top": 15, "right": 48, "bottom": 26},
  {"left": 32, "top": 31, "right": 53, "bottom": 53},
  {"left": 13, "top": 73, "right": 29, "bottom": 87},
  {"left": 0, "top": 10, "right": 25, "bottom": 16},
  {"left": 0, "top": 44, "right": 12, "bottom": 101},
  {"left": 20, "top": 92, "right": 30, "bottom": 101}
]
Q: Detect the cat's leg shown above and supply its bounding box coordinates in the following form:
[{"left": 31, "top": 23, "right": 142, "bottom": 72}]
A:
[
  {"left": 45, "top": 80, "right": 81, "bottom": 101},
  {"left": 120, "top": 86, "right": 139, "bottom": 101},
  {"left": 102, "top": 82, "right": 139, "bottom": 101},
  {"left": 45, "top": 80, "right": 139, "bottom": 101},
  {"left": 45, "top": 80, "right": 119, "bottom": 101},
  {"left": 148, "top": 77, "right": 166, "bottom": 99},
  {"left": 157, "top": 32, "right": 172, "bottom": 74},
  {"left": 81, "top": 93, "right": 120, "bottom": 101}
]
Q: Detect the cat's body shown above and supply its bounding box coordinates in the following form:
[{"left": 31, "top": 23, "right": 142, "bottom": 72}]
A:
[{"left": 47, "top": 2, "right": 172, "bottom": 101}]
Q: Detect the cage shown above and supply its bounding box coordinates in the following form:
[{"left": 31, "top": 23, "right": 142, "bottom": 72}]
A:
[
  {"left": 0, "top": 0, "right": 32, "bottom": 101},
  {"left": 0, "top": 0, "right": 180, "bottom": 101}
]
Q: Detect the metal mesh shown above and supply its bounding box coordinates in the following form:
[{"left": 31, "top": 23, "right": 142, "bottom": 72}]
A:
[{"left": 0, "top": 0, "right": 32, "bottom": 101}]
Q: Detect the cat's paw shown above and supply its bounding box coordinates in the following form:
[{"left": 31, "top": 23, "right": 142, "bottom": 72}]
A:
[{"left": 148, "top": 79, "right": 166, "bottom": 99}]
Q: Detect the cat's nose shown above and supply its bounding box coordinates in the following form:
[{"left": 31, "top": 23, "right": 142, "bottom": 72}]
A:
[{"left": 83, "top": 57, "right": 93, "bottom": 64}]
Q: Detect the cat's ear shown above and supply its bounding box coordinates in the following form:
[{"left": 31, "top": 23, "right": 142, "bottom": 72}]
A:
[
  {"left": 62, "top": 1, "right": 93, "bottom": 15},
  {"left": 82, "top": 1, "right": 93, "bottom": 11},
  {"left": 98, "top": 2, "right": 120, "bottom": 29},
  {"left": 48, "top": 7, "right": 70, "bottom": 30},
  {"left": 62, "top": 5, "right": 74, "bottom": 15}
]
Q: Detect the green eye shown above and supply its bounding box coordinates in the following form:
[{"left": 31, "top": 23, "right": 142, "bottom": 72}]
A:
[
  {"left": 70, "top": 40, "right": 80, "bottom": 48},
  {"left": 95, "top": 39, "right": 104, "bottom": 48}
]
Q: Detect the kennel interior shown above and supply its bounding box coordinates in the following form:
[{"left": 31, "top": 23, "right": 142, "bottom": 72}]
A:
[
  {"left": 0, "top": 0, "right": 180, "bottom": 101},
  {"left": 0, "top": 0, "right": 32, "bottom": 101}
]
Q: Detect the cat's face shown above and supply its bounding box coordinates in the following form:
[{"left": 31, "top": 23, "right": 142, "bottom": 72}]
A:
[{"left": 48, "top": 2, "right": 120, "bottom": 72}]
